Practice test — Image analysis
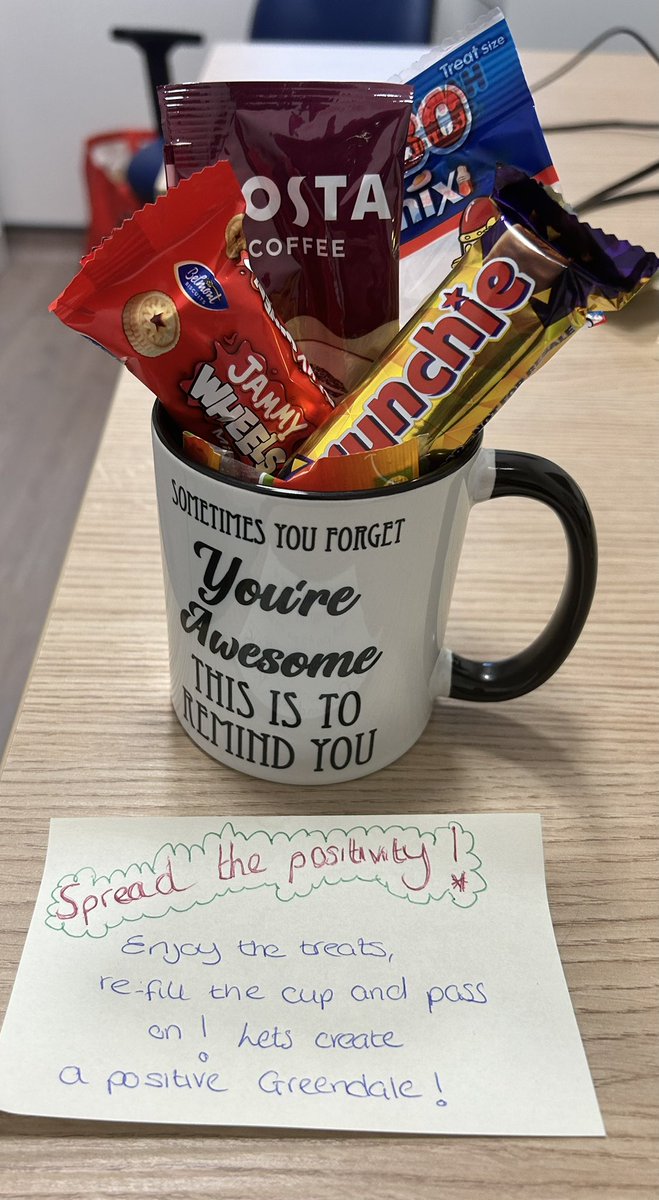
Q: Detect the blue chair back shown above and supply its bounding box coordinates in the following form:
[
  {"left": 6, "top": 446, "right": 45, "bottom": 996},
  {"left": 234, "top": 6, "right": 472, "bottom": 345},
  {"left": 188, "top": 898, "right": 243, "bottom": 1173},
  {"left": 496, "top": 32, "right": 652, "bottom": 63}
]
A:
[{"left": 251, "top": 0, "right": 434, "bottom": 44}]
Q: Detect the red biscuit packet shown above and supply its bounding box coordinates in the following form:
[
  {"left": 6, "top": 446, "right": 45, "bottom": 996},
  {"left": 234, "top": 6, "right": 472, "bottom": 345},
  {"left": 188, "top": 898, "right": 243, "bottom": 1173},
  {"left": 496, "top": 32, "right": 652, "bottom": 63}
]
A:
[{"left": 50, "top": 160, "right": 334, "bottom": 475}]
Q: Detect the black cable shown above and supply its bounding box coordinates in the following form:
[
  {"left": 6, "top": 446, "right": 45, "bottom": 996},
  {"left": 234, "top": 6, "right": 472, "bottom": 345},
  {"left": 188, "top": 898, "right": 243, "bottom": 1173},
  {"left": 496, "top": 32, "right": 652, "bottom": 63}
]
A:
[
  {"left": 530, "top": 30, "right": 659, "bottom": 214},
  {"left": 577, "top": 188, "right": 659, "bottom": 214},
  {"left": 544, "top": 120, "right": 659, "bottom": 134},
  {"left": 531, "top": 26, "right": 659, "bottom": 92},
  {"left": 575, "top": 159, "right": 659, "bottom": 210}
]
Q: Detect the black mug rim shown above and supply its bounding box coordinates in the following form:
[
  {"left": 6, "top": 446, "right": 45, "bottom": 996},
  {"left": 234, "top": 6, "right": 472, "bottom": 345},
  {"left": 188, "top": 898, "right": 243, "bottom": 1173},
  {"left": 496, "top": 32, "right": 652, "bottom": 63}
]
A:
[{"left": 151, "top": 400, "right": 483, "bottom": 502}]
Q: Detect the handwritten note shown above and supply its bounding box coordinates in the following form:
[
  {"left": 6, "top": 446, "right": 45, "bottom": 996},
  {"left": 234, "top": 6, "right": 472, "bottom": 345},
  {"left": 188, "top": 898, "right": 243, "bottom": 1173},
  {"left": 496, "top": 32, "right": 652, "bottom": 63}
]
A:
[{"left": 0, "top": 814, "right": 604, "bottom": 1135}]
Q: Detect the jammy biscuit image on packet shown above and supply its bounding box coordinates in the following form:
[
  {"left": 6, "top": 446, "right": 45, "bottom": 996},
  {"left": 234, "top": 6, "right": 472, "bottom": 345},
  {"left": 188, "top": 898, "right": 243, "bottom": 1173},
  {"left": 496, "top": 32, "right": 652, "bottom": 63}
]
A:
[
  {"left": 283, "top": 168, "right": 659, "bottom": 485},
  {"left": 159, "top": 80, "right": 413, "bottom": 398},
  {"left": 392, "top": 5, "right": 558, "bottom": 323},
  {"left": 50, "top": 161, "right": 335, "bottom": 476}
]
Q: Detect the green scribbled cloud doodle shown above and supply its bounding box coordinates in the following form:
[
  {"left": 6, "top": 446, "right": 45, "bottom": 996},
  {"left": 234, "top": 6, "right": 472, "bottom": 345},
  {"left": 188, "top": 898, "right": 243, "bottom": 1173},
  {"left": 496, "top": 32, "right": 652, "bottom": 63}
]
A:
[{"left": 44, "top": 821, "right": 487, "bottom": 939}]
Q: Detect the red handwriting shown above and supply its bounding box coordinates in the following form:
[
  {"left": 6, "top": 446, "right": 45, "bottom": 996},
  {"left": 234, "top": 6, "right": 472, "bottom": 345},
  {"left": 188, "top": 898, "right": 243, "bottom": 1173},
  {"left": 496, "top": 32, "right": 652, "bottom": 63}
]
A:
[
  {"left": 217, "top": 841, "right": 267, "bottom": 882},
  {"left": 55, "top": 858, "right": 192, "bottom": 928},
  {"left": 287, "top": 836, "right": 431, "bottom": 892}
]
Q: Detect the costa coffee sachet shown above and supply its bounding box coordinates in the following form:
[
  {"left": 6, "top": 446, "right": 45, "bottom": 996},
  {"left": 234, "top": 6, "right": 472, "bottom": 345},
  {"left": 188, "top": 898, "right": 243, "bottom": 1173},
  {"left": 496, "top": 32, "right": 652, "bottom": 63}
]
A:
[
  {"left": 50, "top": 161, "right": 334, "bottom": 474},
  {"left": 159, "top": 81, "right": 413, "bottom": 398}
]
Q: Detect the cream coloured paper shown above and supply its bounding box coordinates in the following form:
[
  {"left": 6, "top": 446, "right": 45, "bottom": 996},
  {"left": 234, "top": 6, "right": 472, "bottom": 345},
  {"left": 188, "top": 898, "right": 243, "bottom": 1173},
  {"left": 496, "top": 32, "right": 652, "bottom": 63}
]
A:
[{"left": 0, "top": 813, "right": 603, "bottom": 1135}]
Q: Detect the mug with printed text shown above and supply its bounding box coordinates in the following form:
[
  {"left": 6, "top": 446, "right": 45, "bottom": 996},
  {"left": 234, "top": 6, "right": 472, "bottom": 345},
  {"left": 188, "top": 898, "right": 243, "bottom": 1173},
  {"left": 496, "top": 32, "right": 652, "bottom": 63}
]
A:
[{"left": 152, "top": 402, "right": 597, "bottom": 785}]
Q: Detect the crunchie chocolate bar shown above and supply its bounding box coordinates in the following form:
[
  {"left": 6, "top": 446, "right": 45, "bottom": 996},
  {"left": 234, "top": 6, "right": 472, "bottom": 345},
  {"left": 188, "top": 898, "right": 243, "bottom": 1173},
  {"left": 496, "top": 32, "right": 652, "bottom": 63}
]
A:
[{"left": 283, "top": 167, "right": 658, "bottom": 482}]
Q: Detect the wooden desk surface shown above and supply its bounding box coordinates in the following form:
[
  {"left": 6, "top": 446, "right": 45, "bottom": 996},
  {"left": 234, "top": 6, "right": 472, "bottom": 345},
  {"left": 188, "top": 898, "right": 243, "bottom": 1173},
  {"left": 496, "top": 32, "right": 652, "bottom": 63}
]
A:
[{"left": 1, "top": 48, "right": 658, "bottom": 1199}]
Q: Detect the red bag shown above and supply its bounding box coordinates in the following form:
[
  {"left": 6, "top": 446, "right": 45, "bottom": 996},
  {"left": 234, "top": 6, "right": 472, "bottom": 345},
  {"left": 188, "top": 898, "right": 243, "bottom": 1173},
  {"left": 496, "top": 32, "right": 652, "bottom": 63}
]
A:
[{"left": 84, "top": 130, "right": 154, "bottom": 252}]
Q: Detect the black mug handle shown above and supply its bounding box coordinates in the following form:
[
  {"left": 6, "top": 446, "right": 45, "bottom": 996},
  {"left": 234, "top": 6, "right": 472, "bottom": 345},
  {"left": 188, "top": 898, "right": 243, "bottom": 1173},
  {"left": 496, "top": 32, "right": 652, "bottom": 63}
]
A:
[{"left": 449, "top": 450, "right": 597, "bottom": 702}]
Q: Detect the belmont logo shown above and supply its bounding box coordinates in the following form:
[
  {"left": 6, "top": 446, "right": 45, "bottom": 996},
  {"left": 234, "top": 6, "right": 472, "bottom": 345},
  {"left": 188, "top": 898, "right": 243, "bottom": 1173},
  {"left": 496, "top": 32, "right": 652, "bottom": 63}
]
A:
[
  {"left": 242, "top": 174, "right": 391, "bottom": 225},
  {"left": 175, "top": 262, "right": 229, "bottom": 311},
  {"left": 326, "top": 257, "right": 535, "bottom": 456}
]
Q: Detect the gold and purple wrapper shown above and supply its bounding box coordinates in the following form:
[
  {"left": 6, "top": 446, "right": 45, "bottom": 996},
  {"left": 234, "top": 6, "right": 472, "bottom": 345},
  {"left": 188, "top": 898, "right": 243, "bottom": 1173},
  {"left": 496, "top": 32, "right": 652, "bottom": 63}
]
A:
[{"left": 284, "top": 168, "right": 658, "bottom": 484}]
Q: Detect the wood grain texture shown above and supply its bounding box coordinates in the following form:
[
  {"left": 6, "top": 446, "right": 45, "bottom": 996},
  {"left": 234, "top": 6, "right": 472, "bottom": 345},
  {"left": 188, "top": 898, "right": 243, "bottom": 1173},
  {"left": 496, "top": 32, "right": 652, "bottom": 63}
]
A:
[
  {"left": 0, "top": 228, "right": 119, "bottom": 756},
  {"left": 0, "top": 49, "right": 658, "bottom": 1200}
]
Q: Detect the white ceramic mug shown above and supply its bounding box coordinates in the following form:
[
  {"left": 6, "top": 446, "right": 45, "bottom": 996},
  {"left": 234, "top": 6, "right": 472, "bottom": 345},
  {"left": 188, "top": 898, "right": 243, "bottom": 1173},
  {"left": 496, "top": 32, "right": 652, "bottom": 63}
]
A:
[{"left": 152, "top": 402, "right": 597, "bottom": 785}]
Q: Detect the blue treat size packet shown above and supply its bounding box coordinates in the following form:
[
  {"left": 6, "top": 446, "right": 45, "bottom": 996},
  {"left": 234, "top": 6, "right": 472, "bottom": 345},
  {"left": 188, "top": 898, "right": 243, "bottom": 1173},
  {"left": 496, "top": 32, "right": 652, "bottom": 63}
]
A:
[{"left": 392, "top": 7, "right": 557, "bottom": 324}]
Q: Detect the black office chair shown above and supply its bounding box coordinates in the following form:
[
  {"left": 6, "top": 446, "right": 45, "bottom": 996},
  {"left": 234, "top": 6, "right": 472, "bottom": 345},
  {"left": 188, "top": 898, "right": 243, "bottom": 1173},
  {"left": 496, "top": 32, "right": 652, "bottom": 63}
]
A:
[
  {"left": 251, "top": 0, "right": 434, "bottom": 44},
  {"left": 110, "top": 28, "right": 203, "bottom": 202},
  {"left": 111, "top": 29, "right": 203, "bottom": 126}
]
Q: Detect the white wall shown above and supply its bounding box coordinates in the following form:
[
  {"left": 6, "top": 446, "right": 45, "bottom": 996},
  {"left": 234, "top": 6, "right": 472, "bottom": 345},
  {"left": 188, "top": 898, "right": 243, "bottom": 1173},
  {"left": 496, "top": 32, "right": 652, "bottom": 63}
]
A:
[
  {"left": 1, "top": 0, "right": 657, "bottom": 226},
  {"left": 0, "top": 0, "right": 255, "bottom": 226}
]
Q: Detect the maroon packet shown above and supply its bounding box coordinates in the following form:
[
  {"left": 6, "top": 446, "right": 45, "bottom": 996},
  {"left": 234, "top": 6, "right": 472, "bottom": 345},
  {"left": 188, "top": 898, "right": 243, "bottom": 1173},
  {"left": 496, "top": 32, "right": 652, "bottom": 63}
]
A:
[{"left": 159, "top": 81, "right": 413, "bottom": 397}]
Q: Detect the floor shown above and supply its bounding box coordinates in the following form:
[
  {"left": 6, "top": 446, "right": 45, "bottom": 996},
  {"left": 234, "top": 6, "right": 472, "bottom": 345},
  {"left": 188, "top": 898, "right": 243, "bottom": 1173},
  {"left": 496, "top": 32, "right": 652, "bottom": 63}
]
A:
[{"left": 0, "top": 227, "right": 119, "bottom": 760}]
